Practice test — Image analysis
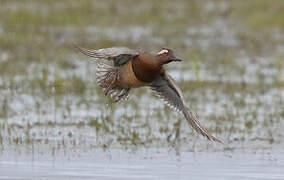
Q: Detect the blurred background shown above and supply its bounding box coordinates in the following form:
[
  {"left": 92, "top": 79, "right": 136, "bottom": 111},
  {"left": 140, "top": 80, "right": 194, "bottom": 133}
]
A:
[{"left": 0, "top": 0, "right": 283, "bottom": 154}]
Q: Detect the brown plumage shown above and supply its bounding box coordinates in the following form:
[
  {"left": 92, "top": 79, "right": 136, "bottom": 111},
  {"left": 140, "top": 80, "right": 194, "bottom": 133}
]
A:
[{"left": 75, "top": 45, "right": 221, "bottom": 143}]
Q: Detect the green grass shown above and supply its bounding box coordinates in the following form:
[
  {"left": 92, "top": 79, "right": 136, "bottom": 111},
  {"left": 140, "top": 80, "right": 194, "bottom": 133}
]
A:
[
  {"left": 1, "top": 0, "right": 283, "bottom": 76},
  {"left": 275, "top": 52, "right": 283, "bottom": 85},
  {"left": 231, "top": 0, "right": 284, "bottom": 30}
]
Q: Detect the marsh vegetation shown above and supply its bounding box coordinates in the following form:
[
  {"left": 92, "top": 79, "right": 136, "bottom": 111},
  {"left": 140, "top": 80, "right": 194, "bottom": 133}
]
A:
[{"left": 0, "top": 1, "right": 283, "bottom": 178}]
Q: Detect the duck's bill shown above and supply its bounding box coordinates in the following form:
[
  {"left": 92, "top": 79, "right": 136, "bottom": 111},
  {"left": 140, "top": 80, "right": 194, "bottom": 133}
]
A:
[{"left": 170, "top": 57, "right": 182, "bottom": 62}]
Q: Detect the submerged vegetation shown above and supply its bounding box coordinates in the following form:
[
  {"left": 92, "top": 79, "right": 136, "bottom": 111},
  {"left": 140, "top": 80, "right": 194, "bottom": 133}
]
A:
[{"left": 0, "top": 0, "right": 283, "bottom": 154}]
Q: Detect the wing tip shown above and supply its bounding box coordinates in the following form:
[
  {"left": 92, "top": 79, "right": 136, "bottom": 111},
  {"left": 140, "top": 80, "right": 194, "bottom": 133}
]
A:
[
  {"left": 73, "top": 44, "right": 86, "bottom": 55},
  {"left": 184, "top": 106, "right": 222, "bottom": 144},
  {"left": 73, "top": 44, "right": 99, "bottom": 58},
  {"left": 73, "top": 44, "right": 83, "bottom": 52},
  {"left": 207, "top": 135, "right": 223, "bottom": 144}
]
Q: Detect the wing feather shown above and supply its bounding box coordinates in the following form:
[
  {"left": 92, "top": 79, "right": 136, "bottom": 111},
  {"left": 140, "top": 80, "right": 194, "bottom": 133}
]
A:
[
  {"left": 151, "top": 73, "right": 221, "bottom": 142},
  {"left": 74, "top": 45, "right": 139, "bottom": 66}
]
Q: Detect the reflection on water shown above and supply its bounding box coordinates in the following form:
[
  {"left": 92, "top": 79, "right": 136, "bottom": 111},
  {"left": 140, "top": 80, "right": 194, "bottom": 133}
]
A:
[{"left": 0, "top": 149, "right": 283, "bottom": 180}]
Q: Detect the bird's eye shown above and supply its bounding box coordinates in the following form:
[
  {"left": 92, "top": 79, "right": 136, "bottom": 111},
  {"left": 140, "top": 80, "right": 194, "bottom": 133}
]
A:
[{"left": 157, "top": 49, "right": 168, "bottom": 55}]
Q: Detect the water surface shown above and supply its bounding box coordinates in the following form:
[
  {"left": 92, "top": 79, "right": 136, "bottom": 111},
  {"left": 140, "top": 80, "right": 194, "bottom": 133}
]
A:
[{"left": 0, "top": 149, "right": 283, "bottom": 180}]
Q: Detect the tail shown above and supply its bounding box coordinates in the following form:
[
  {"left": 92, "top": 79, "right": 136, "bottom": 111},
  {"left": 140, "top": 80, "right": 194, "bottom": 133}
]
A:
[{"left": 183, "top": 105, "right": 222, "bottom": 143}]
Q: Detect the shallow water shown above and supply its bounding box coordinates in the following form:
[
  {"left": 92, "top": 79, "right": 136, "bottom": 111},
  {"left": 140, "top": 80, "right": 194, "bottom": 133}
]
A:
[{"left": 0, "top": 149, "right": 283, "bottom": 180}]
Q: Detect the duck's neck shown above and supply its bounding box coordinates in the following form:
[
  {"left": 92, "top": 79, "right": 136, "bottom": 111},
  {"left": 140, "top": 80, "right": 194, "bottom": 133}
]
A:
[{"left": 132, "top": 53, "right": 162, "bottom": 83}]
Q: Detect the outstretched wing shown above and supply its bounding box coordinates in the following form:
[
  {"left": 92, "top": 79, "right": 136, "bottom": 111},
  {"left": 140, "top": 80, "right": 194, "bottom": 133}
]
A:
[
  {"left": 150, "top": 73, "right": 221, "bottom": 142},
  {"left": 96, "top": 62, "right": 130, "bottom": 102},
  {"left": 74, "top": 45, "right": 139, "bottom": 66}
]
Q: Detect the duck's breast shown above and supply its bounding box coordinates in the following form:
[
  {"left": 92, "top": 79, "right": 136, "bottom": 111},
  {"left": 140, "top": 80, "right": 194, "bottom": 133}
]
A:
[{"left": 117, "top": 61, "right": 145, "bottom": 88}]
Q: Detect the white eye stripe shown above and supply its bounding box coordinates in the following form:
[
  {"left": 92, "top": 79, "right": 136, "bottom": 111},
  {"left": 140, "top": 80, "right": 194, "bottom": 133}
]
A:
[{"left": 157, "top": 49, "right": 168, "bottom": 55}]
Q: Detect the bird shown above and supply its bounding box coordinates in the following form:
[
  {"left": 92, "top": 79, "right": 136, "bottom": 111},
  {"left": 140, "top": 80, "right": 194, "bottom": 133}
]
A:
[{"left": 75, "top": 45, "right": 221, "bottom": 142}]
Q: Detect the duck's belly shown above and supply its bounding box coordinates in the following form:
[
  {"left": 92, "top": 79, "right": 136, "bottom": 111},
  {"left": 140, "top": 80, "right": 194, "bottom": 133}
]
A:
[{"left": 117, "top": 62, "right": 145, "bottom": 88}]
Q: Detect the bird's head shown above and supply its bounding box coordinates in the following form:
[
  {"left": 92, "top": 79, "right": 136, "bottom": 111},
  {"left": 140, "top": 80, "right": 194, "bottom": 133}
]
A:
[{"left": 156, "top": 48, "right": 182, "bottom": 65}]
